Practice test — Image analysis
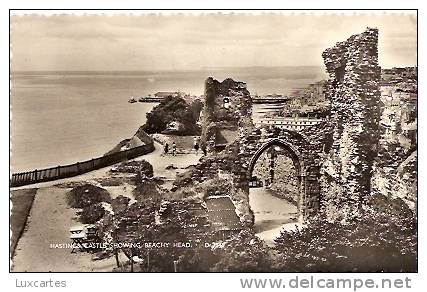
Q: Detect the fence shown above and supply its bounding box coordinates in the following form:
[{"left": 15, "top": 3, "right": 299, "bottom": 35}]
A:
[{"left": 10, "top": 141, "right": 155, "bottom": 187}]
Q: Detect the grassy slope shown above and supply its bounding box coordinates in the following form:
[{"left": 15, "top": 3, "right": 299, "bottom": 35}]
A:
[{"left": 10, "top": 188, "right": 37, "bottom": 258}]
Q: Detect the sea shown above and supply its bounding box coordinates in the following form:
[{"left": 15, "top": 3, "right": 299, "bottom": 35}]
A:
[{"left": 10, "top": 67, "right": 327, "bottom": 173}]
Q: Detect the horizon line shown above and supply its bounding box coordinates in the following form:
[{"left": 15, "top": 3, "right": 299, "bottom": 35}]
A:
[
  {"left": 11, "top": 65, "right": 326, "bottom": 73},
  {"left": 11, "top": 64, "right": 415, "bottom": 73}
]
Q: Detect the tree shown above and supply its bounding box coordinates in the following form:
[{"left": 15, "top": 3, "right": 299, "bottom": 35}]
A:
[
  {"left": 66, "top": 184, "right": 111, "bottom": 208},
  {"left": 210, "top": 230, "right": 274, "bottom": 272}
]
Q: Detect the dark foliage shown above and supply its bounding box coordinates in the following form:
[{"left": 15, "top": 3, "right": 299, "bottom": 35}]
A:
[
  {"left": 141, "top": 200, "right": 214, "bottom": 272},
  {"left": 111, "top": 198, "right": 216, "bottom": 272},
  {"left": 274, "top": 211, "right": 417, "bottom": 272},
  {"left": 111, "top": 195, "right": 131, "bottom": 216},
  {"left": 133, "top": 161, "right": 154, "bottom": 183},
  {"left": 368, "top": 194, "right": 413, "bottom": 218},
  {"left": 210, "top": 230, "right": 273, "bottom": 272},
  {"left": 113, "top": 160, "right": 154, "bottom": 177},
  {"left": 138, "top": 160, "right": 155, "bottom": 178},
  {"left": 132, "top": 178, "right": 162, "bottom": 204},
  {"left": 142, "top": 96, "right": 202, "bottom": 135},
  {"left": 66, "top": 184, "right": 111, "bottom": 209},
  {"left": 80, "top": 203, "right": 106, "bottom": 224}
]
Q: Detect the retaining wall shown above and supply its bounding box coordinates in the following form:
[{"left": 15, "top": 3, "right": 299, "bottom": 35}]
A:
[{"left": 10, "top": 138, "right": 154, "bottom": 187}]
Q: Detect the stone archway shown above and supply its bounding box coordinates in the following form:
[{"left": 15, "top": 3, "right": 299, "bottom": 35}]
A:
[
  {"left": 249, "top": 138, "right": 302, "bottom": 177},
  {"left": 233, "top": 126, "right": 324, "bottom": 225},
  {"left": 247, "top": 138, "right": 306, "bottom": 221}
]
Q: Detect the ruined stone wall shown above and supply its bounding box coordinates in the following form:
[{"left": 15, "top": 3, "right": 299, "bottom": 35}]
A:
[
  {"left": 201, "top": 77, "right": 253, "bottom": 153},
  {"left": 370, "top": 103, "right": 417, "bottom": 212},
  {"left": 320, "top": 28, "right": 382, "bottom": 220},
  {"left": 177, "top": 75, "right": 328, "bottom": 226},
  {"left": 235, "top": 125, "right": 325, "bottom": 221},
  {"left": 369, "top": 70, "right": 417, "bottom": 212},
  {"left": 252, "top": 153, "right": 299, "bottom": 205},
  {"left": 371, "top": 146, "right": 417, "bottom": 212}
]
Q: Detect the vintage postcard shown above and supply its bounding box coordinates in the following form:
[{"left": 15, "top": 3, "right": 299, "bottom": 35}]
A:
[{"left": 9, "top": 11, "right": 417, "bottom": 275}]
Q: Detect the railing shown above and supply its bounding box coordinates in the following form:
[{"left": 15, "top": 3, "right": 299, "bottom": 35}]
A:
[{"left": 10, "top": 141, "right": 155, "bottom": 187}]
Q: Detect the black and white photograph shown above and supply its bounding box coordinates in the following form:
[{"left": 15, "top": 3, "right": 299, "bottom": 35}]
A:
[{"left": 9, "top": 10, "right": 417, "bottom": 274}]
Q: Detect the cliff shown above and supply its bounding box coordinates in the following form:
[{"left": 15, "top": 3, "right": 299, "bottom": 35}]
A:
[{"left": 142, "top": 96, "right": 203, "bottom": 136}]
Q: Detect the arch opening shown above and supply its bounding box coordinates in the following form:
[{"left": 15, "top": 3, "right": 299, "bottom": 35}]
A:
[{"left": 247, "top": 139, "right": 304, "bottom": 244}]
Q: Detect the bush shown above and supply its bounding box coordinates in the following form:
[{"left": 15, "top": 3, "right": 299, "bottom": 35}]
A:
[
  {"left": 66, "top": 184, "right": 111, "bottom": 209},
  {"left": 134, "top": 161, "right": 154, "bottom": 184},
  {"left": 274, "top": 210, "right": 417, "bottom": 272},
  {"left": 114, "top": 160, "right": 154, "bottom": 178},
  {"left": 80, "top": 203, "right": 106, "bottom": 224},
  {"left": 211, "top": 230, "right": 273, "bottom": 272},
  {"left": 133, "top": 179, "right": 162, "bottom": 204},
  {"left": 367, "top": 193, "right": 413, "bottom": 218},
  {"left": 139, "top": 160, "right": 154, "bottom": 177},
  {"left": 111, "top": 195, "right": 131, "bottom": 215}
]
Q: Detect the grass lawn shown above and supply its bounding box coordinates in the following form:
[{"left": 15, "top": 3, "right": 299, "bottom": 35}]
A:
[{"left": 10, "top": 188, "right": 37, "bottom": 258}]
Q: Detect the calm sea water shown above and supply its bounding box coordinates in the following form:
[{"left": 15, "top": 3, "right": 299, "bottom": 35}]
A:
[{"left": 10, "top": 67, "right": 326, "bottom": 172}]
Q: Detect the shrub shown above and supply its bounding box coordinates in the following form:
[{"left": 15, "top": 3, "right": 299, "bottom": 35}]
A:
[
  {"left": 66, "top": 184, "right": 111, "bottom": 209},
  {"left": 134, "top": 160, "right": 154, "bottom": 184},
  {"left": 133, "top": 179, "right": 162, "bottom": 204},
  {"left": 80, "top": 203, "right": 106, "bottom": 224},
  {"left": 111, "top": 195, "right": 131, "bottom": 215},
  {"left": 211, "top": 230, "right": 273, "bottom": 272},
  {"left": 367, "top": 193, "right": 413, "bottom": 218},
  {"left": 139, "top": 160, "right": 154, "bottom": 177},
  {"left": 274, "top": 210, "right": 417, "bottom": 272},
  {"left": 114, "top": 160, "right": 154, "bottom": 177}
]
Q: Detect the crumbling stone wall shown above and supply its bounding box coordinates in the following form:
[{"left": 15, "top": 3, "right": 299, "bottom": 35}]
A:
[
  {"left": 371, "top": 145, "right": 417, "bottom": 212},
  {"left": 320, "top": 28, "right": 382, "bottom": 220},
  {"left": 252, "top": 153, "right": 299, "bottom": 205},
  {"left": 201, "top": 77, "right": 253, "bottom": 153},
  {"left": 175, "top": 75, "right": 329, "bottom": 226},
  {"left": 370, "top": 71, "right": 417, "bottom": 212},
  {"left": 234, "top": 125, "right": 326, "bottom": 221},
  {"left": 172, "top": 140, "right": 255, "bottom": 226}
]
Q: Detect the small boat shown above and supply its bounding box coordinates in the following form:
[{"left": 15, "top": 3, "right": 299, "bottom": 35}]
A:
[{"left": 128, "top": 97, "right": 137, "bottom": 103}]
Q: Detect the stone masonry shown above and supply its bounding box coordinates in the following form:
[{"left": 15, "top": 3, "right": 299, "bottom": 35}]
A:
[
  {"left": 175, "top": 28, "right": 384, "bottom": 227},
  {"left": 235, "top": 125, "right": 326, "bottom": 220},
  {"left": 320, "top": 28, "right": 382, "bottom": 220},
  {"left": 200, "top": 77, "right": 253, "bottom": 154}
]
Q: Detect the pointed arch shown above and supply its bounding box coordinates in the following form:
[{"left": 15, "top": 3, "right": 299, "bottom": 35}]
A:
[{"left": 248, "top": 138, "right": 302, "bottom": 177}]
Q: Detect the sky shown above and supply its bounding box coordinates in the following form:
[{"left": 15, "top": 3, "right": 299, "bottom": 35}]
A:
[{"left": 10, "top": 12, "right": 417, "bottom": 71}]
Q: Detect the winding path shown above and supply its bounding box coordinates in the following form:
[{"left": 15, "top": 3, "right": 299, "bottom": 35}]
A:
[
  {"left": 11, "top": 142, "right": 202, "bottom": 271},
  {"left": 249, "top": 188, "right": 299, "bottom": 245}
]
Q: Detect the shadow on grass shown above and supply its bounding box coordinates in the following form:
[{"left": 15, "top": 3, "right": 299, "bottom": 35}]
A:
[{"left": 10, "top": 188, "right": 37, "bottom": 259}]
